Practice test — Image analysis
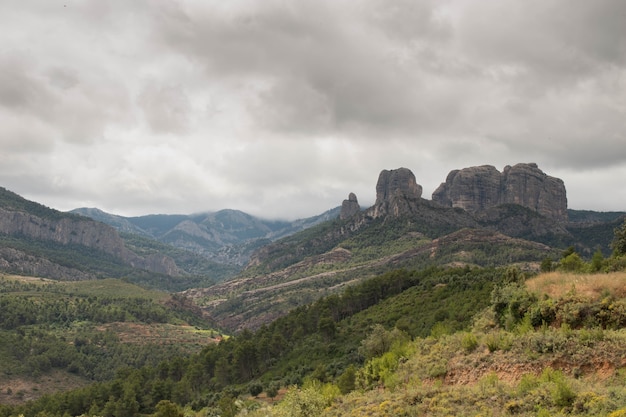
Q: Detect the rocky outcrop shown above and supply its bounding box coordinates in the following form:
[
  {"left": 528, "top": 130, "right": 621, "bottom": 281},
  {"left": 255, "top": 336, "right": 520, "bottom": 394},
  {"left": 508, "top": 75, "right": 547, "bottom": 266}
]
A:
[
  {"left": 368, "top": 168, "right": 424, "bottom": 218},
  {"left": 340, "top": 193, "right": 360, "bottom": 220},
  {"left": 432, "top": 165, "right": 502, "bottom": 211},
  {"left": 0, "top": 206, "right": 179, "bottom": 277},
  {"left": 432, "top": 163, "right": 567, "bottom": 222},
  {"left": 0, "top": 208, "right": 128, "bottom": 257},
  {"left": 375, "top": 168, "right": 422, "bottom": 204},
  {"left": 500, "top": 163, "right": 568, "bottom": 221}
]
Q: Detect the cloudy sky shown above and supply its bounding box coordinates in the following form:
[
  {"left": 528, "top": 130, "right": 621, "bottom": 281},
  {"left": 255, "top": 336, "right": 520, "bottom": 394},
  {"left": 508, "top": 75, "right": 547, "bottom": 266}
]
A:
[{"left": 1, "top": 0, "right": 625, "bottom": 219}]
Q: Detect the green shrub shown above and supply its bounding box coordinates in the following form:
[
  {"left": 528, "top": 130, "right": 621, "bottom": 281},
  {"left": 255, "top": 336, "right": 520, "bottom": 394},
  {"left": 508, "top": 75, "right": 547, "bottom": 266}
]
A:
[
  {"left": 540, "top": 367, "right": 577, "bottom": 407},
  {"left": 483, "top": 332, "right": 512, "bottom": 352},
  {"left": 560, "top": 253, "right": 585, "bottom": 272},
  {"left": 461, "top": 332, "right": 478, "bottom": 353}
]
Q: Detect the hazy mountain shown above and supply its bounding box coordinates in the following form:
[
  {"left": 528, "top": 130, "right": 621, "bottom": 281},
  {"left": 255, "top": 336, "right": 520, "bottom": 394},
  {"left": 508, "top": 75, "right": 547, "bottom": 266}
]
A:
[
  {"left": 0, "top": 187, "right": 237, "bottom": 290},
  {"left": 71, "top": 207, "right": 341, "bottom": 266}
]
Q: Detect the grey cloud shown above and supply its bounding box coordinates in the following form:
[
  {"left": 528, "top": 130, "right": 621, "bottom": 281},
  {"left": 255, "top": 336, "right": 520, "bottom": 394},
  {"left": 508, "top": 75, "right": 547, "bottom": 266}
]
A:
[
  {"left": 46, "top": 67, "right": 80, "bottom": 90},
  {"left": 154, "top": 1, "right": 455, "bottom": 136},
  {"left": 456, "top": 0, "right": 626, "bottom": 88},
  {"left": 1, "top": 0, "right": 625, "bottom": 217},
  {"left": 138, "top": 83, "right": 191, "bottom": 134},
  {"left": 0, "top": 54, "right": 55, "bottom": 114}
]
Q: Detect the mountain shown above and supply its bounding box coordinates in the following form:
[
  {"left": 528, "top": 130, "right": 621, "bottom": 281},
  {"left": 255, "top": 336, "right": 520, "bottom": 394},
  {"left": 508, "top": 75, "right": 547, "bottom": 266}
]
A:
[
  {"left": 185, "top": 164, "right": 624, "bottom": 332},
  {"left": 71, "top": 207, "right": 341, "bottom": 266},
  {"left": 0, "top": 187, "right": 237, "bottom": 290}
]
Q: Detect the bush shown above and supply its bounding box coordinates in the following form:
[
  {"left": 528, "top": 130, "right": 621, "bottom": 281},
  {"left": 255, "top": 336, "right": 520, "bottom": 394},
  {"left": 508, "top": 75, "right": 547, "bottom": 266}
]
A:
[
  {"left": 336, "top": 365, "right": 356, "bottom": 394},
  {"left": 461, "top": 332, "right": 478, "bottom": 353},
  {"left": 483, "top": 332, "right": 512, "bottom": 352},
  {"left": 560, "top": 253, "right": 585, "bottom": 272},
  {"left": 249, "top": 382, "right": 263, "bottom": 397}
]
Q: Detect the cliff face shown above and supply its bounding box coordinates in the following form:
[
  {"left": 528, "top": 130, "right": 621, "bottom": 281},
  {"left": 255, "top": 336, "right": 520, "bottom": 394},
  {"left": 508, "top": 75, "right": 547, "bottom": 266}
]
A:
[
  {"left": 0, "top": 207, "right": 179, "bottom": 277},
  {"left": 0, "top": 208, "right": 128, "bottom": 257},
  {"left": 368, "top": 168, "right": 424, "bottom": 218},
  {"left": 432, "top": 163, "right": 568, "bottom": 222}
]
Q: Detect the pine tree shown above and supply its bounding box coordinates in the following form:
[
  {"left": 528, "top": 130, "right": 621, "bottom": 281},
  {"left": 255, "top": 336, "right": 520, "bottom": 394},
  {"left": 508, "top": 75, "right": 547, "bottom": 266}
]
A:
[{"left": 612, "top": 219, "right": 626, "bottom": 256}]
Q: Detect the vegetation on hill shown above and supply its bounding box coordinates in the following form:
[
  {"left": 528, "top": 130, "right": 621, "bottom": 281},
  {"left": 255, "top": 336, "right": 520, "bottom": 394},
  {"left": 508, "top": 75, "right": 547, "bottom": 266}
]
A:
[
  {"left": 0, "top": 187, "right": 82, "bottom": 223},
  {"left": 119, "top": 232, "right": 240, "bottom": 288},
  {"left": 3, "top": 218, "right": 625, "bottom": 417},
  {"left": 0, "top": 276, "right": 219, "bottom": 406}
]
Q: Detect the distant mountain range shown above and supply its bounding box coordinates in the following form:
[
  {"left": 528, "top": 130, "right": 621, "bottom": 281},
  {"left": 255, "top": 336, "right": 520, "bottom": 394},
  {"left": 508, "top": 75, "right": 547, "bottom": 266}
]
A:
[
  {"left": 0, "top": 185, "right": 340, "bottom": 290},
  {"left": 70, "top": 207, "right": 341, "bottom": 266}
]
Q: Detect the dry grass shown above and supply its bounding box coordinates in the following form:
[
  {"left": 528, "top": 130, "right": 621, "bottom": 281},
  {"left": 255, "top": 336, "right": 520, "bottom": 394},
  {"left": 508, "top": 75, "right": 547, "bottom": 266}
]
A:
[{"left": 526, "top": 271, "right": 626, "bottom": 299}]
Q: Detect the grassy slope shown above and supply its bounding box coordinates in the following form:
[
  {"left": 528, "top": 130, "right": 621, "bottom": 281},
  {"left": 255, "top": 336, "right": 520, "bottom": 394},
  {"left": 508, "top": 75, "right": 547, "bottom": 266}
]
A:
[{"left": 242, "top": 271, "right": 626, "bottom": 417}]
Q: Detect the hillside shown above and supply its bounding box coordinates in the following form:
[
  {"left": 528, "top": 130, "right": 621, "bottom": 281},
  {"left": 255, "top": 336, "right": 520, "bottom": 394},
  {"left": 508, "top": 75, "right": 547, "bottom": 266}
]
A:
[
  {"left": 5, "top": 252, "right": 626, "bottom": 417},
  {"left": 187, "top": 165, "right": 622, "bottom": 332},
  {"left": 0, "top": 187, "right": 239, "bottom": 290},
  {"left": 0, "top": 274, "right": 219, "bottom": 406}
]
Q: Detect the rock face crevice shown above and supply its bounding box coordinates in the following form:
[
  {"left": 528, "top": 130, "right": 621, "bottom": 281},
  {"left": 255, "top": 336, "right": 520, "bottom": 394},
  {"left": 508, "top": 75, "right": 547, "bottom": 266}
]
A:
[{"left": 432, "top": 163, "right": 567, "bottom": 222}]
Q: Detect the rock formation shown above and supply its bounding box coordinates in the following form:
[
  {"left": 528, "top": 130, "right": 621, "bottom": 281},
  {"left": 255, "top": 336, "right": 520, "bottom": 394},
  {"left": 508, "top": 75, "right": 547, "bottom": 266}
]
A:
[
  {"left": 367, "top": 168, "right": 424, "bottom": 218},
  {"left": 340, "top": 192, "right": 360, "bottom": 220},
  {"left": 432, "top": 163, "right": 567, "bottom": 222},
  {"left": 0, "top": 188, "right": 180, "bottom": 277},
  {"left": 375, "top": 168, "right": 423, "bottom": 204}
]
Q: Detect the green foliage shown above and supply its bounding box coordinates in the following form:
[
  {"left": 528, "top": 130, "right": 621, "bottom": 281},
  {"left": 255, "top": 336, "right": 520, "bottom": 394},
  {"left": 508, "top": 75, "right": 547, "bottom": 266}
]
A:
[
  {"left": 612, "top": 218, "right": 626, "bottom": 256},
  {"left": 491, "top": 282, "right": 537, "bottom": 330},
  {"left": 266, "top": 382, "right": 280, "bottom": 400},
  {"left": 155, "top": 400, "right": 182, "bottom": 417},
  {"left": 0, "top": 277, "right": 214, "bottom": 384},
  {"left": 336, "top": 365, "right": 356, "bottom": 394},
  {"left": 461, "top": 332, "right": 478, "bottom": 353},
  {"left": 358, "top": 324, "right": 409, "bottom": 360},
  {"left": 249, "top": 382, "right": 263, "bottom": 397},
  {"left": 591, "top": 249, "right": 605, "bottom": 272},
  {"left": 560, "top": 252, "right": 585, "bottom": 272},
  {"left": 271, "top": 380, "right": 338, "bottom": 417},
  {"left": 541, "top": 256, "right": 554, "bottom": 272},
  {"left": 540, "top": 367, "right": 577, "bottom": 407}
]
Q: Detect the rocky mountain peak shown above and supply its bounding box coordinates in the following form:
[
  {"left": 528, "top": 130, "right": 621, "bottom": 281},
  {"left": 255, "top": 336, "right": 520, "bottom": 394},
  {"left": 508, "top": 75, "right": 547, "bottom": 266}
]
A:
[
  {"left": 340, "top": 192, "right": 360, "bottom": 220},
  {"left": 432, "top": 163, "right": 567, "bottom": 222},
  {"left": 375, "top": 168, "right": 423, "bottom": 204},
  {"left": 368, "top": 168, "right": 424, "bottom": 219}
]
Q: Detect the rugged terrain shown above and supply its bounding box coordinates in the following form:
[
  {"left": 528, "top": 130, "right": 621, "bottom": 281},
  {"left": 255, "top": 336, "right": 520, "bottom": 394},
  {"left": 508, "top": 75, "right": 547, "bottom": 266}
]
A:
[
  {"left": 186, "top": 163, "right": 623, "bottom": 332},
  {"left": 0, "top": 165, "right": 625, "bottom": 416}
]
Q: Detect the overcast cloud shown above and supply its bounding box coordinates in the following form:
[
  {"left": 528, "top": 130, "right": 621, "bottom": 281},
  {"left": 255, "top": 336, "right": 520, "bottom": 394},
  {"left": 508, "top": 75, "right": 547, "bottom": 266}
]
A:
[{"left": 1, "top": 0, "right": 625, "bottom": 219}]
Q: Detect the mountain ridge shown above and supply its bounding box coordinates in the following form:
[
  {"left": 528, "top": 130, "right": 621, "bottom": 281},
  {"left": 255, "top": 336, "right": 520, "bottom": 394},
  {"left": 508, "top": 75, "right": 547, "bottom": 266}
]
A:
[
  {"left": 71, "top": 206, "right": 341, "bottom": 267},
  {"left": 187, "top": 163, "right": 624, "bottom": 331}
]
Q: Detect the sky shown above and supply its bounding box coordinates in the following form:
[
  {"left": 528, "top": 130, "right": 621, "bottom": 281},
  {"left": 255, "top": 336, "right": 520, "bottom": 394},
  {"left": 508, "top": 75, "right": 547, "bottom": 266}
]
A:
[{"left": 1, "top": 0, "right": 625, "bottom": 220}]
